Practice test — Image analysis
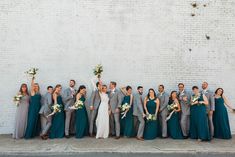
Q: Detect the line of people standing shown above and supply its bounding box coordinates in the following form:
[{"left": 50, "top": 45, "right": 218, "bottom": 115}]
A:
[{"left": 12, "top": 77, "right": 234, "bottom": 141}]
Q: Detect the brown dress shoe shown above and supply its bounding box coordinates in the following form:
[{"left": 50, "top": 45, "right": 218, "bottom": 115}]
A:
[
  {"left": 115, "top": 136, "right": 120, "bottom": 139},
  {"left": 136, "top": 137, "right": 144, "bottom": 141}
]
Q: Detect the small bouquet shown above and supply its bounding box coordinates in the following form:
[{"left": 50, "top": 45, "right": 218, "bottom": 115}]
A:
[
  {"left": 25, "top": 68, "right": 38, "bottom": 78},
  {"left": 70, "top": 100, "right": 84, "bottom": 110},
  {"left": 167, "top": 103, "right": 179, "bottom": 112},
  {"left": 146, "top": 114, "right": 157, "bottom": 121},
  {"left": 13, "top": 94, "right": 23, "bottom": 106},
  {"left": 47, "top": 104, "right": 62, "bottom": 117},
  {"left": 192, "top": 94, "right": 200, "bottom": 103},
  {"left": 166, "top": 102, "right": 178, "bottom": 121},
  {"left": 93, "top": 64, "right": 103, "bottom": 78},
  {"left": 121, "top": 103, "right": 131, "bottom": 119}
]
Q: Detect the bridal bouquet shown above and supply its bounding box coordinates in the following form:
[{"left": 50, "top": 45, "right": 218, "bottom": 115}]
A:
[
  {"left": 93, "top": 64, "right": 103, "bottom": 78},
  {"left": 146, "top": 114, "right": 157, "bottom": 121},
  {"left": 121, "top": 103, "right": 131, "bottom": 119},
  {"left": 25, "top": 68, "right": 38, "bottom": 78},
  {"left": 166, "top": 103, "right": 178, "bottom": 121},
  {"left": 13, "top": 94, "right": 23, "bottom": 106},
  {"left": 47, "top": 104, "right": 62, "bottom": 117},
  {"left": 70, "top": 100, "right": 84, "bottom": 110}
]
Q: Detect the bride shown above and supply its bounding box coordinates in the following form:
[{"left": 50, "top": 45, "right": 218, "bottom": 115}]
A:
[{"left": 92, "top": 78, "right": 110, "bottom": 139}]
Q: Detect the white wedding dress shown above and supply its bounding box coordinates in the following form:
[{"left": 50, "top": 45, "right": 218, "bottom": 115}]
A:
[{"left": 96, "top": 92, "right": 110, "bottom": 139}]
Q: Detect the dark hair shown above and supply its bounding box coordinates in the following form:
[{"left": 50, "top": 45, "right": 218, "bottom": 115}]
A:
[
  {"left": 159, "top": 84, "right": 164, "bottom": 89},
  {"left": 78, "top": 85, "right": 86, "bottom": 93},
  {"left": 70, "top": 79, "right": 76, "bottom": 84},
  {"left": 147, "top": 88, "right": 157, "bottom": 99},
  {"left": 126, "top": 86, "right": 132, "bottom": 91},
  {"left": 178, "top": 83, "right": 184, "bottom": 87},
  {"left": 52, "top": 84, "right": 62, "bottom": 95},
  {"left": 215, "top": 88, "right": 224, "bottom": 96},
  {"left": 169, "top": 91, "right": 177, "bottom": 104},
  {"left": 192, "top": 86, "right": 199, "bottom": 90},
  {"left": 96, "top": 82, "right": 100, "bottom": 87},
  {"left": 19, "top": 83, "right": 29, "bottom": 95},
  {"left": 47, "top": 86, "right": 53, "bottom": 90},
  {"left": 137, "top": 86, "right": 143, "bottom": 90},
  {"left": 110, "top": 81, "right": 117, "bottom": 87}
]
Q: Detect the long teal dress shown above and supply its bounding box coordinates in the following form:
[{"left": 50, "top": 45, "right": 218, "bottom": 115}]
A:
[
  {"left": 213, "top": 97, "right": 232, "bottom": 139},
  {"left": 167, "top": 100, "right": 183, "bottom": 139},
  {"left": 144, "top": 98, "right": 158, "bottom": 140},
  {"left": 120, "top": 95, "right": 134, "bottom": 137},
  {"left": 75, "top": 96, "right": 88, "bottom": 138},
  {"left": 24, "top": 93, "right": 41, "bottom": 139},
  {"left": 49, "top": 95, "right": 65, "bottom": 139},
  {"left": 190, "top": 94, "right": 210, "bottom": 141}
]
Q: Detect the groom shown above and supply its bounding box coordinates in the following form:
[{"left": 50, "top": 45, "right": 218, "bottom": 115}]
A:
[{"left": 109, "top": 81, "right": 123, "bottom": 139}]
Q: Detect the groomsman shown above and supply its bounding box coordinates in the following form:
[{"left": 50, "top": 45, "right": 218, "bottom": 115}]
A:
[
  {"left": 63, "top": 80, "right": 76, "bottom": 138},
  {"left": 89, "top": 82, "right": 101, "bottom": 137},
  {"left": 133, "top": 86, "right": 145, "bottom": 141},
  {"left": 157, "top": 85, "right": 169, "bottom": 138},
  {"left": 177, "top": 83, "right": 191, "bottom": 138},
  {"left": 201, "top": 82, "right": 215, "bottom": 138},
  {"left": 39, "top": 86, "right": 53, "bottom": 140},
  {"left": 109, "top": 81, "right": 123, "bottom": 139}
]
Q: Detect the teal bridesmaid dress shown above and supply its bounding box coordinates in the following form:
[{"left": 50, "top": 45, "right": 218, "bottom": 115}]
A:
[
  {"left": 144, "top": 98, "right": 158, "bottom": 140},
  {"left": 25, "top": 93, "right": 41, "bottom": 139},
  {"left": 120, "top": 95, "right": 134, "bottom": 137},
  {"left": 167, "top": 100, "right": 183, "bottom": 139},
  {"left": 49, "top": 95, "right": 65, "bottom": 139},
  {"left": 190, "top": 94, "right": 210, "bottom": 141},
  {"left": 213, "top": 97, "right": 232, "bottom": 139},
  {"left": 75, "top": 96, "right": 88, "bottom": 138}
]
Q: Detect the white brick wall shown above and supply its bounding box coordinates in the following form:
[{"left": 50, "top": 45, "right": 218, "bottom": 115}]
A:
[{"left": 0, "top": 0, "right": 235, "bottom": 134}]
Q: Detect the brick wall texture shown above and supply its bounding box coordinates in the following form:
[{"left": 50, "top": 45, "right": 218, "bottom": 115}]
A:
[{"left": 0, "top": 0, "right": 235, "bottom": 134}]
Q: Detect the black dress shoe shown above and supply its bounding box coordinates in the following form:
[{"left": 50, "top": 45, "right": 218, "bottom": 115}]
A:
[
  {"left": 65, "top": 135, "right": 70, "bottom": 138},
  {"left": 115, "top": 136, "right": 120, "bottom": 139},
  {"left": 183, "top": 136, "right": 189, "bottom": 139}
]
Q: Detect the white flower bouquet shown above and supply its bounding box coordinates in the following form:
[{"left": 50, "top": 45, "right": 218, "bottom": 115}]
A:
[
  {"left": 70, "top": 100, "right": 84, "bottom": 110},
  {"left": 13, "top": 94, "right": 23, "bottom": 106},
  {"left": 121, "top": 103, "right": 131, "bottom": 119},
  {"left": 47, "top": 104, "right": 62, "bottom": 117},
  {"left": 146, "top": 114, "right": 157, "bottom": 121},
  {"left": 93, "top": 64, "right": 103, "bottom": 78},
  {"left": 25, "top": 68, "right": 38, "bottom": 78}
]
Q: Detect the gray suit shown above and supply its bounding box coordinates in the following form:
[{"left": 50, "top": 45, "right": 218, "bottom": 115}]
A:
[
  {"left": 178, "top": 90, "right": 191, "bottom": 137},
  {"left": 201, "top": 89, "right": 215, "bottom": 137},
  {"left": 109, "top": 89, "right": 123, "bottom": 137},
  {"left": 39, "top": 92, "right": 52, "bottom": 135},
  {"left": 89, "top": 90, "right": 101, "bottom": 135},
  {"left": 157, "top": 92, "right": 169, "bottom": 138},
  {"left": 62, "top": 87, "right": 76, "bottom": 136},
  {"left": 133, "top": 92, "right": 145, "bottom": 138}
]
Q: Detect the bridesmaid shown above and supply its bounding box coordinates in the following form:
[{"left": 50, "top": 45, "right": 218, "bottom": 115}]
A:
[
  {"left": 75, "top": 85, "right": 89, "bottom": 138},
  {"left": 13, "top": 84, "right": 30, "bottom": 139},
  {"left": 24, "top": 77, "right": 41, "bottom": 139},
  {"left": 143, "top": 88, "right": 160, "bottom": 140},
  {"left": 167, "top": 91, "right": 183, "bottom": 139},
  {"left": 213, "top": 88, "right": 233, "bottom": 139},
  {"left": 190, "top": 86, "right": 210, "bottom": 141},
  {"left": 120, "top": 86, "right": 134, "bottom": 137},
  {"left": 49, "top": 84, "right": 65, "bottom": 139}
]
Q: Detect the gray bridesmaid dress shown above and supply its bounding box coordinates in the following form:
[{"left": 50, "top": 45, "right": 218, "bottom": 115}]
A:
[{"left": 12, "top": 95, "right": 30, "bottom": 139}]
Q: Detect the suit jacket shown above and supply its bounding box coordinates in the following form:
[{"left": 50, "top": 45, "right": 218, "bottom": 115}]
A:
[
  {"left": 39, "top": 92, "right": 52, "bottom": 116},
  {"left": 177, "top": 90, "right": 191, "bottom": 115},
  {"left": 62, "top": 88, "right": 76, "bottom": 111},
  {"left": 157, "top": 92, "right": 169, "bottom": 115},
  {"left": 201, "top": 89, "right": 215, "bottom": 112},
  {"left": 90, "top": 90, "right": 101, "bottom": 110},
  {"left": 133, "top": 93, "right": 144, "bottom": 116},
  {"left": 108, "top": 89, "right": 123, "bottom": 113}
]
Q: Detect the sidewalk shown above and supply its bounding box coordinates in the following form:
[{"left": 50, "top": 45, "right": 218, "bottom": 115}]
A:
[{"left": 0, "top": 134, "right": 234, "bottom": 157}]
